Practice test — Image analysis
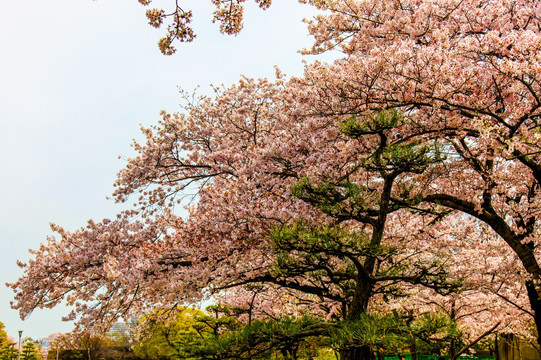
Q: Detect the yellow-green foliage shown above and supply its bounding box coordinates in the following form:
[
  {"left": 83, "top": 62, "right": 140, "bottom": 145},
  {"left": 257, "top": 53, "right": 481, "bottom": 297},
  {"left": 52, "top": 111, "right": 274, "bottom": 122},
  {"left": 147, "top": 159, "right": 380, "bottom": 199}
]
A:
[
  {"left": 20, "top": 340, "right": 40, "bottom": 360},
  {"left": 0, "top": 323, "right": 17, "bottom": 360},
  {"left": 134, "top": 307, "right": 334, "bottom": 359},
  {"left": 133, "top": 307, "right": 213, "bottom": 360}
]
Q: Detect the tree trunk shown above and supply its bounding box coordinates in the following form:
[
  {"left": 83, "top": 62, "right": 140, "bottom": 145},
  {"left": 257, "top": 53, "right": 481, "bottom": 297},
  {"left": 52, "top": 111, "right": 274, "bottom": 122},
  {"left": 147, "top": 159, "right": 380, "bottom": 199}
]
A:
[
  {"left": 411, "top": 340, "right": 418, "bottom": 360},
  {"left": 450, "top": 338, "right": 457, "bottom": 360},
  {"left": 341, "top": 278, "right": 373, "bottom": 360},
  {"left": 340, "top": 175, "right": 393, "bottom": 360},
  {"left": 494, "top": 333, "right": 500, "bottom": 360},
  {"left": 340, "top": 345, "right": 371, "bottom": 360},
  {"left": 526, "top": 280, "right": 541, "bottom": 349}
]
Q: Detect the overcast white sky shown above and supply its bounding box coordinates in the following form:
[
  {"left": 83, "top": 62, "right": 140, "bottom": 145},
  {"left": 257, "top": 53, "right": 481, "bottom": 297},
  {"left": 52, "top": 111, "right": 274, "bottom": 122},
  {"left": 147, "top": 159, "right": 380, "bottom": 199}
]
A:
[{"left": 0, "top": 0, "right": 332, "bottom": 340}]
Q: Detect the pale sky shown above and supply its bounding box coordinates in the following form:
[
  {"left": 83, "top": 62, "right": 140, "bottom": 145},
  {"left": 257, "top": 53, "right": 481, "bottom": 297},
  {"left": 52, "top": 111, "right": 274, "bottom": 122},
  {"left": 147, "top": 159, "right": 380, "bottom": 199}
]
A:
[{"left": 0, "top": 0, "right": 331, "bottom": 340}]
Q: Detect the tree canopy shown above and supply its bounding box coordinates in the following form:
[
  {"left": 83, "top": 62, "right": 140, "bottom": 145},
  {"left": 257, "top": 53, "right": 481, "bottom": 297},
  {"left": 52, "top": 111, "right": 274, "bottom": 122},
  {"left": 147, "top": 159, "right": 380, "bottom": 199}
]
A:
[{"left": 10, "top": 0, "right": 541, "bottom": 359}]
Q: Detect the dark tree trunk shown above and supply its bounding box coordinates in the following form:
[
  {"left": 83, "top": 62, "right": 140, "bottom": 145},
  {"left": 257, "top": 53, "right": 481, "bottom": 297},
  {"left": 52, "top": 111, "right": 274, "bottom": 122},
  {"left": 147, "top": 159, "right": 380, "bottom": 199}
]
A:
[
  {"left": 410, "top": 340, "right": 418, "bottom": 360},
  {"left": 450, "top": 338, "right": 457, "bottom": 360},
  {"left": 525, "top": 280, "right": 541, "bottom": 349},
  {"left": 341, "top": 278, "right": 373, "bottom": 360},
  {"left": 494, "top": 333, "right": 500, "bottom": 360},
  {"left": 339, "top": 174, "right": 395, "bottom": 360},
  {"left": 340, "top": 345, "right": 371, "bottom": 360}
]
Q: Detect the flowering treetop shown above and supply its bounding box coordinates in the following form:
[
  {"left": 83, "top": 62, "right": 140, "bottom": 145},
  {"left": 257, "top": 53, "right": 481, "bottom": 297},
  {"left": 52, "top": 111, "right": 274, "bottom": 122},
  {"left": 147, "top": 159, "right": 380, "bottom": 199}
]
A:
[{"left": 137, "top": 0, "right": 274, "bottom": 55}]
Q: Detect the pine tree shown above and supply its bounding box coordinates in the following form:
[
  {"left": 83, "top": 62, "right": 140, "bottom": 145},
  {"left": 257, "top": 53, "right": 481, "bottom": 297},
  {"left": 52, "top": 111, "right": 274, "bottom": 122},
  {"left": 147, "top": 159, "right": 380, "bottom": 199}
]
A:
[{"left": 20, "top": 340, "right": 39, "bottom": 360}]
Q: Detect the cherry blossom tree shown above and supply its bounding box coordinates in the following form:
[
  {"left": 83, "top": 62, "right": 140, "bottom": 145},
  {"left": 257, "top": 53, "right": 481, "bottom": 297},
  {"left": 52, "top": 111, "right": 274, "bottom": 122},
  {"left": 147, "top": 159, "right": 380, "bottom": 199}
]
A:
[
  {"left": 9, "top": 74, "right": 531, "bottom": 359},
  {"left": 11, "top": 0, "right": 541, "bottom": 358},
  {"left": 281, "top": 0, "right": 541, "bottom": 347}
]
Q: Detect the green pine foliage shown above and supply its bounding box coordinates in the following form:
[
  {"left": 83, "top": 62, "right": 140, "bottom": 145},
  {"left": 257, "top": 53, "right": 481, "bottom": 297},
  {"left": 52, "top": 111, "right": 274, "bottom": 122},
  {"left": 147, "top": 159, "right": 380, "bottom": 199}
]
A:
[
  {"left": 328, "top": 312, "right": 453, "bottom": 356},
  {"left": 134, "top": 306, "right": 336, "bottom": 360},
  {"left": 132, "top": 305, "right": 469, "bottom": 360}
]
